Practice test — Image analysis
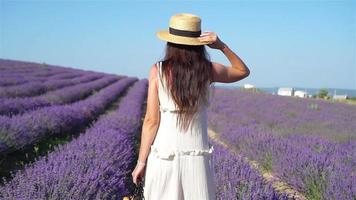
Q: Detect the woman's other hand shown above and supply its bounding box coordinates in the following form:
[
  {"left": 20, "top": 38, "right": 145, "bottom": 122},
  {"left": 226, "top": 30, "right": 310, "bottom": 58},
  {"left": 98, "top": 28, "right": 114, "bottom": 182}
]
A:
[
  {"left": 198, "top": 31, "right": 225, "bottom": 50},
  {"left": 131, "top": 163, "right": 146, "bottom": 185}
]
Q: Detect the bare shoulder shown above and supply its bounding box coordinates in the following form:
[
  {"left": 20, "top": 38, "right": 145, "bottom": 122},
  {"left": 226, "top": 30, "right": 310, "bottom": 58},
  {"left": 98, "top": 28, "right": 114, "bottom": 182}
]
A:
[
  {"left": 147, "top": 63, "right": 159, "bottom": 87},
  {"left": 149, "top": 63, "right": 159, "bottom": 78}
]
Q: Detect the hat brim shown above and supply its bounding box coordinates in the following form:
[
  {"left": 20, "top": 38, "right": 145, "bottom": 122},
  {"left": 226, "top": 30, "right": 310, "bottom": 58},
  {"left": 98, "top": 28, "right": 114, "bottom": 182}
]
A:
[{"left": 156, "top": 29, "right": 211, "bottom": 46}]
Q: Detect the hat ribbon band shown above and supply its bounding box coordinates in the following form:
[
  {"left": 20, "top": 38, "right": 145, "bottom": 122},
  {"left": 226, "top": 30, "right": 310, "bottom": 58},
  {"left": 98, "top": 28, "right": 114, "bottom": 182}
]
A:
[{"left": 169, "top": 27, "right": 201, "bottom": 38}]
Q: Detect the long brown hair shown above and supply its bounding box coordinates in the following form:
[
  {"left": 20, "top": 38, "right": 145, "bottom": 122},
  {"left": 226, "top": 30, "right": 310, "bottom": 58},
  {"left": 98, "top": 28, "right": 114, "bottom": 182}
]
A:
[{"left": 158, "top": 42, "right": 215, "bottom": 133}]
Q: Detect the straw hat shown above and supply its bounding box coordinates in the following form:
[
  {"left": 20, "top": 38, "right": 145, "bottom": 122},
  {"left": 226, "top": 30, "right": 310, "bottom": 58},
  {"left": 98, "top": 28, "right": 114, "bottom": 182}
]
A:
[{"left": 156, "top": 13, "right": 211, "bottom": 46}]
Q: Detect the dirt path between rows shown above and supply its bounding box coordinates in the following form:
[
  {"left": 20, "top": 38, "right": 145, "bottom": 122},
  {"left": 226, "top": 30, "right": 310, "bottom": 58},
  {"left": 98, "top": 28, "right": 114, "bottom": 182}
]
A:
[{"left": 207, "top": 127, "right": 308, "bottom": 200}]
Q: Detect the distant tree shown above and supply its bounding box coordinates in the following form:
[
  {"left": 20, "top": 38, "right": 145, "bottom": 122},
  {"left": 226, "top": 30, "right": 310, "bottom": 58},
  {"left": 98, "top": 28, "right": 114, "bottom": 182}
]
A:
[
  {"left": 349, "top": 96, "right": 356, "bottom": 101},
  {"left": 317, "top": 88, "right": 328, "bottom": 99},
  {"left": 255, "top": 88, "right": 263, "bottom": 93},
  {"left": 242, "top": 87, "right": 261, "bottom": 93}
]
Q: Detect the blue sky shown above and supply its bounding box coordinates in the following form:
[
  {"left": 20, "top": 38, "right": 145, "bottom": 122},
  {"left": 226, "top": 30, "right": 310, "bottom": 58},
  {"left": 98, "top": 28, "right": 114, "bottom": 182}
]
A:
[{"left": 0, "top": 0, "right": 355, "bottom": 90}]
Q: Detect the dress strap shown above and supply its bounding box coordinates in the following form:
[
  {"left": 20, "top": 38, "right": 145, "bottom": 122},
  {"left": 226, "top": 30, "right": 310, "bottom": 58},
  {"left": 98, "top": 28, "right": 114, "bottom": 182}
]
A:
[{"left": 156, "top": 61, "right": 160, "bottom": 80}]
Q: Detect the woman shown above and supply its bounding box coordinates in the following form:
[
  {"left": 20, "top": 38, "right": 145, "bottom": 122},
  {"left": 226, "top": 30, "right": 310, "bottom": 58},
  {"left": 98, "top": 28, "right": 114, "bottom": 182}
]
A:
[{"left": 131, "top": 13, "right": 250, "bottom": 199}]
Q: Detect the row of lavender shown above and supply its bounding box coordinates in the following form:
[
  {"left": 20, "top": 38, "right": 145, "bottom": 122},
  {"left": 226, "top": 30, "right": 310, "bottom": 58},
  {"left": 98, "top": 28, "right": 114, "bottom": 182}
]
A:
[
  {"left": 0, "top": 59, "right": 94, "bottom": 86},
  {"left": 0, "top": 77, "right": 138, "bottom": 155},
  {"left": 0, "top": 79, "right": 148, "bottom": 199},
  {"left": 1, "top": 71, "right": 81, "bottom": 87},
  {"left": 1, "top": 72, "right": 98, "bottom": 98},
  {"left": 211, "top": 139, "right": 289, "bottom": 200},
  {"left": 207, "top": 87, "right": 356, "bottom": 199},
  {"left": 0, "top": 72, "right": 90, "bottom": 87},
  {"left": 0, "top": 59, "right": 81, "bottom": 72},
  {"left": 0, "top": 66, "right": 125, "bottom": 99},
  {"left": 0, "top": 75, "right": 122, "bottom": 115}
]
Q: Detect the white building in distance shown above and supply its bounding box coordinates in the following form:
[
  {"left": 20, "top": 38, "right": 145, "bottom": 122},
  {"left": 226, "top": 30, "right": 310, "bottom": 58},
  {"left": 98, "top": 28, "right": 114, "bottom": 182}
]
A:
[
  {"left": 333, "top": 94, "right": 348, "bottom": 100},
  {"left": 243, "top": 83, "right": 255, "bottom": 89},
  {"left": 278, "top": 87, "right": 294, "bottom": 96},
  {"left": 332, "top": 90, "right": 348, "bottom": 100},
  {"left": 294, "top": 90, "right": 308, "bottom": 98}
]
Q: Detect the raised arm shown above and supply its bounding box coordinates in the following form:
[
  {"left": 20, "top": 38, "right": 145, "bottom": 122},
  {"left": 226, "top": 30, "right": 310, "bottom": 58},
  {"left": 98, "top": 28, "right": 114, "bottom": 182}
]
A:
[{"left": 198, "top": 31, "right": 250, "bottom": 83}]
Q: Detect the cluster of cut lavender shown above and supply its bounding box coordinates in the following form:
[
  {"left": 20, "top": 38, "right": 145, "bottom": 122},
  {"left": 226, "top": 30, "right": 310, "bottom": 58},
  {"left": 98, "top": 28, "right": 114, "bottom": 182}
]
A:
[
  {"left": 0, "top": 79, "right": 148, "bottom": 199},
  {"left": 0, "top": 75, "right": 123, "bottom": 115},
  {"left": 208, "top": 88, "right": 356, "bottom": 199},
  {"left": 0, "top": 77, "right": 138, "bottom": 155}
]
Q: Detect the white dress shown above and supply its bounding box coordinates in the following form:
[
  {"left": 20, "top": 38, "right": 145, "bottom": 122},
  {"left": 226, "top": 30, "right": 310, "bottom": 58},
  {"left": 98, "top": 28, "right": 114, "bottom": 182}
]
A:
[{"left": 143, "top": 61, "right": 216, "bottom": 200}]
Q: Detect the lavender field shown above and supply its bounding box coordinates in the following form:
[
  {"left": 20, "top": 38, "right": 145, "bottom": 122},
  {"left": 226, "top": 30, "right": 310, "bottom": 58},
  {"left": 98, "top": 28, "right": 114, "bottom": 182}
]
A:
[
  {"left": 0, "top": 58, "right": 354, "bottom": 200},
  {"left": 208, "top": 87, "right": 356, "bottom": 200},
  {"left": 0, "top": 59, "right": 147, "bottom": 199}
]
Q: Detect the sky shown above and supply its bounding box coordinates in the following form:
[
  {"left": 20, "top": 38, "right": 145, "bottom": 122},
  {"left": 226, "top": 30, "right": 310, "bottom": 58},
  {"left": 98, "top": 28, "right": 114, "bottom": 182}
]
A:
[{"left": 0, "top": 0, "right": 355, "bottom": 90}]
